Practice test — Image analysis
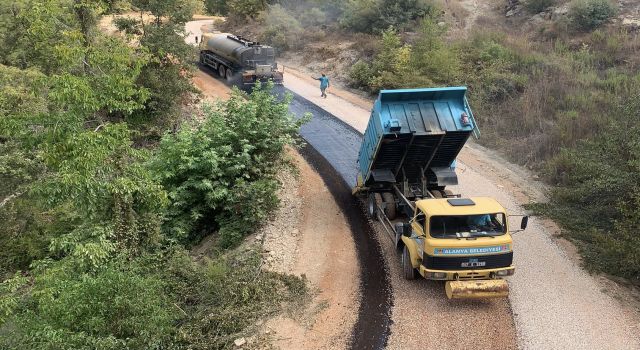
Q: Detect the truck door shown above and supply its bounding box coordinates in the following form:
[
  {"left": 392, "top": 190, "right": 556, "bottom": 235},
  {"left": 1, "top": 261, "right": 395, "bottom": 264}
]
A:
[{"left": 411, "top": 209, "right": 426, "bottom": 257}]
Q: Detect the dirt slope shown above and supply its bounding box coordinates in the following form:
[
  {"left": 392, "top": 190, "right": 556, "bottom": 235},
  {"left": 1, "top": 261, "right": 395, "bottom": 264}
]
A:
[{"left": 261, "top": 151, "right": 360, "bottom": 350}]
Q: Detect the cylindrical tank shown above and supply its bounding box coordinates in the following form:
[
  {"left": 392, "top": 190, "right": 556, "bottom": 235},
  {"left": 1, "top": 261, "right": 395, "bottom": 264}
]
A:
[
  {"left": 203, "top": 33, "right": 252, "bottom": 64},
  {"left": 202, "top": 33, "right": 276, "bottom": 69}
]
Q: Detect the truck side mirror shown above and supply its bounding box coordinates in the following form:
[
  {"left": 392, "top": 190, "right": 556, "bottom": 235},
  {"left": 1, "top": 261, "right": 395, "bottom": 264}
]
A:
[{"left": 520, "top": 216, "right": 529, "bottom": 230}]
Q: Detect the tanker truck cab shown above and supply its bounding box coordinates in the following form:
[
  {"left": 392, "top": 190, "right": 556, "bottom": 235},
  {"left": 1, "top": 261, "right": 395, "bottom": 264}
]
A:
[{"left": 398, "top": 197, "right": 528, "bottom": 298}]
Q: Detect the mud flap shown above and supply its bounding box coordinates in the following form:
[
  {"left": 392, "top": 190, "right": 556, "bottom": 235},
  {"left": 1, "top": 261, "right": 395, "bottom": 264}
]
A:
[{"left": 445, "top": 280, "right": 509, "bottom": 299}]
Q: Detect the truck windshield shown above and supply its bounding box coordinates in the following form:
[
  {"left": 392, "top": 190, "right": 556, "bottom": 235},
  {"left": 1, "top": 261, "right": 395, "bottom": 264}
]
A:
[{"left": 429, "top": 214, "right": 507, "bottom": 238}]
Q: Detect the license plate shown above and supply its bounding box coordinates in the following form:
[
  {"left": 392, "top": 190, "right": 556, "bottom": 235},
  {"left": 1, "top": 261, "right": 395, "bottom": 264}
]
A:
[{"left": 461, "top": 261, "right": 486, "bottom": 267}]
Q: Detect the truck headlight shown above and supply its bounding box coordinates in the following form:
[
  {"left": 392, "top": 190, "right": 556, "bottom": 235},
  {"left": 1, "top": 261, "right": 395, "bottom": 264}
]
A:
[
  {"left": 495, "top": 269, "right": 515, "bottom": 276},
  {"left": 426, "top": 272, "right": 447, "bottom": 279}
]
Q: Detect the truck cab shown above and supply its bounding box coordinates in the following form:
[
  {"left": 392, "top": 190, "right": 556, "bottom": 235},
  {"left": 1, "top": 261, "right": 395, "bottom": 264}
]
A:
[{"left": 401, "top": 197, "right": 515, "bottom": 282}]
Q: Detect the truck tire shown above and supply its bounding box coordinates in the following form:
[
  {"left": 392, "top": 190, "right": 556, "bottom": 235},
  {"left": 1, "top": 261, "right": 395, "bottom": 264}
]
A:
[
  {"left": 381, "top": 192, "right": 396, "bottom": 220},
  {"left": 402, "top": 245, "right": 416, "bottom": 280},
  {"left": 218, "top": 65, "right": 226, "bottom": 78},
  {"left": 367, "top": 193, "right": 383, "bottom": 219},
  {"left": 225, "top": 68, "right": 234, "bottom": 81},
  {"left": 199, "top": 53, "right": 204, "bottom": 64}
]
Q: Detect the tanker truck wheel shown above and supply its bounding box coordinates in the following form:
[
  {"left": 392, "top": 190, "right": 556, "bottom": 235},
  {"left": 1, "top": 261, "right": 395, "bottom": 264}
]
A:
[
  {"left": 218, "top": 65, "right": 226, "bottom": 78},
  {"left": 225, "top": 68, "right": 234, "bottom": 82},
  {"left": 381, "top": 192, "right": 396, "bottom": 220},
  {"left": 367, "top": 193, "right": 383, "bottom": 219},
  {"left": 402, "top": 245, "right": 417, "bottom": 280}
]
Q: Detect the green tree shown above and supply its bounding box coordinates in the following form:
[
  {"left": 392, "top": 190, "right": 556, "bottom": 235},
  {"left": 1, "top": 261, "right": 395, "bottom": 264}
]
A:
[
  {"left": 227, "top": 0, "right": 268, "bottom": 18},
  {"left": 124, "top": 0, "right": 201, "bottom": 131},
  {"left": 409, "top": 19, "right": 461, "bottom": 85}
]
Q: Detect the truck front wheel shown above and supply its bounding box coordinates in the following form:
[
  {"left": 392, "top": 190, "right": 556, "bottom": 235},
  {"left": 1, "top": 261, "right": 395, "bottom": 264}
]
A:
[
  {"left": 367, "top": 193, "right": 382, "bottom": 219},
  {"left": 402, "top": 245, "right": 417, "bottom": 280}
]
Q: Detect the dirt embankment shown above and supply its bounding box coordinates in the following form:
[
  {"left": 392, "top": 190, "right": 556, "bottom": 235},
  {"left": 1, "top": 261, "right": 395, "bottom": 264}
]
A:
[{"left": 259, "top": 150, "right": 360, "bottom": 350}]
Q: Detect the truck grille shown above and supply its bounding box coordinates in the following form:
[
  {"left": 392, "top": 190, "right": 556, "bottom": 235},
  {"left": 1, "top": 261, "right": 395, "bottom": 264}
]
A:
[{"left": 422, "top": 252, "right": 513, "bottom": 270}]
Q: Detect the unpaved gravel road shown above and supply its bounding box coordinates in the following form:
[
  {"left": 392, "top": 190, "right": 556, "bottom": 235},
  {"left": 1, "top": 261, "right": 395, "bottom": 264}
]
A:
[
  {"left": 282, "top": 63, "right": 640, "bottom": 350},
  {"left": 186, "top": 19, "right": 640, "bottom": 350}
]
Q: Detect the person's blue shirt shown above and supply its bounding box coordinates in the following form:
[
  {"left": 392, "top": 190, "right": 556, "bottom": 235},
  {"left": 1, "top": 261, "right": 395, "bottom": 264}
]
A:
[
  {"left": 318, "top": 76, "right": 329, "bottom": 89},
  {"left": 469, "top": 214, "right": 492, "bottom": 227}
]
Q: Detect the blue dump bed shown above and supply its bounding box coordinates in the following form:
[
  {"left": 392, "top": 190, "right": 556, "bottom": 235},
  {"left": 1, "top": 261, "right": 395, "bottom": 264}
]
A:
[{"left": 356, "top": 87, "right": 479, "bottom": 190}]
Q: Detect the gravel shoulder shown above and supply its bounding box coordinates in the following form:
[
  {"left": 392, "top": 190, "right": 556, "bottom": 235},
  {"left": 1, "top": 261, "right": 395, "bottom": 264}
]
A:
[{"left": 260, "top": 150, "right": 360, "bottom": 350}]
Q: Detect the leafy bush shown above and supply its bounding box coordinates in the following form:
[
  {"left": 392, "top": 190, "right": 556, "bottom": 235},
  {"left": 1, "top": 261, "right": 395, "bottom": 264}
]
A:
[
  {"left": 1, "top": 258, "right": 176, "bottom": 349},
  {"left": 227, "top": 0, "right": 267, "bottom": 18},
  {"left": 153, "top": 84, "right": 307, "bottom": 247},
  {"left": 205, "top": 0, "right": 229, "bottom": 15},
  {"left": 348, "top": 60, "right": 373, "bottom": 88},
  {"left": 340, "top": 0, "right": 437, "bottom": 33},
  {"left": 569, "top": 0, "right": 617, "bottom": 30},
  {"left": 525, "top": 0, "right": 556, "bottom": 13},
  {"left": 113, "top": 17, "right": 141, "bottom": 35},
  {"left": 348, "top": 20, "right": 461, "bottom": 92},
  {"left": 259, "top": 4, "right": 303, "bottom": 51}
]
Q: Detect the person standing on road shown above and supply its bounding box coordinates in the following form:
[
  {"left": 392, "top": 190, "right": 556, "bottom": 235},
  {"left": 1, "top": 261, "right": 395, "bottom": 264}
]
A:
[{"left": 312, "top": 73, "right": 330, "bottom": 98}]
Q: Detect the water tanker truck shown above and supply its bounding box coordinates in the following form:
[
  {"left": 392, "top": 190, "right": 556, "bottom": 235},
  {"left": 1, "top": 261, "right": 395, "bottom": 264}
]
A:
[
  {"left": 199, "top": 33, "right": 283, "bottom": 86},
  {"left": 353, "top": 87, "right": 528, "bottom": 299}
]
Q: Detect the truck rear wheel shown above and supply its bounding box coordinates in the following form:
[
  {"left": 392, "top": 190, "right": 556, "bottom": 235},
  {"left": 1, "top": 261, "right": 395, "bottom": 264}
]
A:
[
  {"left": 402, "top": 245, "right": 416, "bottom": 280},
  {"left": 225, "top": 68, "right": 233, "bottom": 81},
  {"left": 218, "top": 65, "right": 226, "bottom": 78},
  {"left": 367, "top": 193, "right": 383, "bottom": 219},
  {"left": 381, "top": 192, "right": 396, "bottom": 220}
]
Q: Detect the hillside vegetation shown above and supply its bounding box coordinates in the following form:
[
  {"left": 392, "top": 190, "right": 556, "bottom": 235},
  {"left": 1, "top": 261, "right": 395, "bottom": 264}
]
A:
[
  {"left": 0, "top": 0, "right": 306, "bottom": 348},
  {"left": 216, "top": 0, "right": 640, "bottom": 284}
]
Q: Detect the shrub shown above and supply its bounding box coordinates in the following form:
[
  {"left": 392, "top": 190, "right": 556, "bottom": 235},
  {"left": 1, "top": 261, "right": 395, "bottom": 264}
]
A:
[
  {"left": 153, "top": 84, "right": 307, "bottom": 247},
  {"left": 538, "top": 93, "right": 640, "bottom": 282},
  {"left": 113, "top": 17, "right": 141, "bottom": 35},
  {"left": 205, "top": 0, "right": 228, "bottom": 15},
  {"left": 300, "top": 7, "right": 328, "bottom": 27},
  {"left": 524, "top": 0, "right": 556, "bottom": 13},
  {"left": 348, "top": 60, "right": 373, "bottom": 88},
  {"left": 259, "top": 4, "right": 303, "bottom": 51},
  {"left": 340, "top": 0, "right": 437, "bottom": 33},
  {"left": 569, "top": 0, "right": 617, "bottom": 30},
  {"left": 1, "top": 259, "right": 176, "bottom": 349}
]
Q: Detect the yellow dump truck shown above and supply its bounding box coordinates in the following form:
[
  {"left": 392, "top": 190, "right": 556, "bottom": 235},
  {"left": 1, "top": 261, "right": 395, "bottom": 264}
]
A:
[{"left": 354, "top": 87, "right": 528, "bottom": 299}]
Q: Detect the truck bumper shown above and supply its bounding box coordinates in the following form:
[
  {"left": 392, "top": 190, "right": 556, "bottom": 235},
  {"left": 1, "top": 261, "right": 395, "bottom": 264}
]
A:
[{"left": 419, "top": 266, "right": 515, "bottom": 280}]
